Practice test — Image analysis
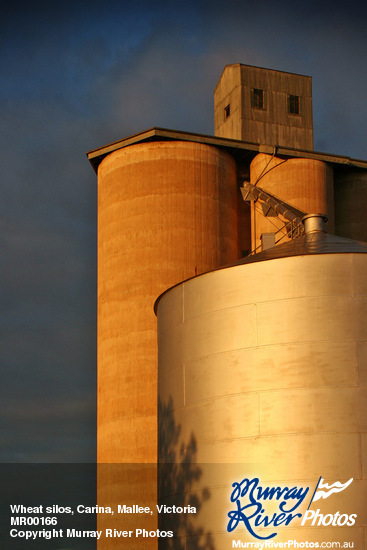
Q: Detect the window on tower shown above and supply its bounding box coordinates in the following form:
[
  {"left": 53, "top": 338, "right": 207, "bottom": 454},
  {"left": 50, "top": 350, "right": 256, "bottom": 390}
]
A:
[
  {"left": 224, "top": 104, "right": 231, "bottom": 119},
  {"left": 289, "top": 94, "right": 301, "bottom": 115},
  {"left": 251, "top": 88, "right": 266, "bottom": 110}
]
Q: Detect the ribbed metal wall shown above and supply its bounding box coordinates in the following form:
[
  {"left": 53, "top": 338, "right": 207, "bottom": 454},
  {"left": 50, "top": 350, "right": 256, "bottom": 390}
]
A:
[{"left": 157, "top": 251, "right": 367, "bottom": 547}]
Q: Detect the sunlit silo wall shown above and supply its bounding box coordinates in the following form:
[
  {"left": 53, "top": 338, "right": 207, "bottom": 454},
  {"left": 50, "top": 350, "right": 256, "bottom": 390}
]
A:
[
  {"left": 334, "top": 168, "right": 367, "bottom": 242},
  {"left": 250, "top": 153, "right": 334, "bottom": 250},
  {"left": 97, "top": 140, "right": 238, "bottom": 549},
  {"left": 157, "top": 248, "right": 367, "bottom": 548}
]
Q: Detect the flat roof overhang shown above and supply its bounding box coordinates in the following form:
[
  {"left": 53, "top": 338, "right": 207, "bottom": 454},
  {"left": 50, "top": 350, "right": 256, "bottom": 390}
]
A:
[{"left": 86, "top": 126, "right": 367, "bottom": 174}]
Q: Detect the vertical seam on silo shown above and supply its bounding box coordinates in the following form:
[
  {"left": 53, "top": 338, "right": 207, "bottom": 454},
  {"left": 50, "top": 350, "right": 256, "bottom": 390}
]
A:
[
  {"left": 182, "top": 282, "right": 185, "bottom": 408},
  {"left": 217, "top": 150, "right": 220, "bottom": 267},
  {"left": 183, "top": 364, "right": 186, "bottom": 407},
  {"left": 202, "top": 150, "right": 204, "bottom": 269},
  {"left": 258, "top": 393, "right": 261, "bottom": 437},
  {"left": 355, "top": 342, "right": 359, "bottom": 386},
  {"left": 352, "top": 255, "right": 359, "bottom": 387},
  {"left": 358, "top": 432, "right": 362, "bottom": 479},
  {"left": 256, "top": 301, "right": 261, "bottom": 437}
]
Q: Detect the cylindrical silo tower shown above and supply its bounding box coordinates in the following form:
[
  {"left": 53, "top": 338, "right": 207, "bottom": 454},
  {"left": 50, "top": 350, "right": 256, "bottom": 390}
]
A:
[
  {"left": 250, "top": 153, "right": 335, "bottom": 252},
  {"left": 97, "top": 140, "right": 239, "bottom": 548},
  {"left": 156, "top": 215, "right": 367, "bottom": 548}
]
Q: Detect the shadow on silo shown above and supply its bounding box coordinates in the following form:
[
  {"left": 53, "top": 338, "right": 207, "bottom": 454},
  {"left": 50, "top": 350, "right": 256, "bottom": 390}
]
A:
[{"left": 158, "top": 397, "right": 214, "bottom": 550}]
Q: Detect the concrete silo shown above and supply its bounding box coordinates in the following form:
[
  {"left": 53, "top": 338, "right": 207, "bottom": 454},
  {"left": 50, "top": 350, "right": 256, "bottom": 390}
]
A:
[
  {"left": 97, "top": 140, "right": 238, "bottom": 464},
  {"left": 156, "top": 215, "right": 367, "bottom": 547},
  {"left": 94, "top": 137, "right": 239, "bottom": 548},
  {"left": 249, "top": 153, "right": 335, "bottom": 251}
]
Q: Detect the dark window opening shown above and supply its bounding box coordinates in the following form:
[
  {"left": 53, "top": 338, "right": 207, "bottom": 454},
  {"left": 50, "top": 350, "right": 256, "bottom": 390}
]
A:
[
  {"left": 224, "top": 104, "right": 230, "bottom": 119},
  {"left": 251, "top": 88, "right": 266, "bottom": 110},
  {"left": 289, "top": 95, "right": 301, "bottom": 115}
]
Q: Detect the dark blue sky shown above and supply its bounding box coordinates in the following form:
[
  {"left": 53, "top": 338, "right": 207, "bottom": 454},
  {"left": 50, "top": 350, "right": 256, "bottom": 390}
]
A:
[{"left": 1, "top": 0, "right": 366, "bottom": 462}]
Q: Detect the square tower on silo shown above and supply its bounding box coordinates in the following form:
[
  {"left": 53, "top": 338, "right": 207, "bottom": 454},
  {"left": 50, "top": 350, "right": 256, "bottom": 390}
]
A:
[{"left": 214, "top": 63, "right": 313, "bottom": 150}]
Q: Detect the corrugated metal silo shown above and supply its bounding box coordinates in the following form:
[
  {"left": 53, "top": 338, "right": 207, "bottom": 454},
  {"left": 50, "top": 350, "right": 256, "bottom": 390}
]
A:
[{"left": 157, "top": 216, "right": 367, "bottom": 548}]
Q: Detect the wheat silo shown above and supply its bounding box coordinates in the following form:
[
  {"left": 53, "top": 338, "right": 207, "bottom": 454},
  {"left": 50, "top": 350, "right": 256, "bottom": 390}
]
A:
[
  {"left": 156, "top": 214, "right": 367, "bottom": 548},
  {"left": 249, "top": 153, "right": 335, "bottom": 251},
  {"left": 91, "top": 136, "right": 239, "bottom": 549},
  {"left": 97, "top": 140, "right": 238, "bottom": 465},
  {"left": 87, "top": 64, "right": 367, "bottom": 549}
]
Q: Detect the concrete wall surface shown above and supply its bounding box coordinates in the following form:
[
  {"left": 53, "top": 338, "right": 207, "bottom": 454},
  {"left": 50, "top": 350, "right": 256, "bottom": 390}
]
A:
[
  {"left": 250, "top": 153, "right": 335, "bottom": 252},
  {"left": 97, "top": 140, "right": 238, "bottom": 548}
]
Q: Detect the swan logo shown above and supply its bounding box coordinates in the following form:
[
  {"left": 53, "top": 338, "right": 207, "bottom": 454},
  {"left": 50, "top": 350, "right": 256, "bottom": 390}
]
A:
[{"left": 308, "top": 477, "right": 353, "bottom": 504}]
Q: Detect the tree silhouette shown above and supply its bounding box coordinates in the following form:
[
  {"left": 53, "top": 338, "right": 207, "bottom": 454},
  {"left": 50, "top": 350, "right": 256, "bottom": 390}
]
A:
[{"left": 158, "top": 396, "right": 215, "bottom": 550}]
